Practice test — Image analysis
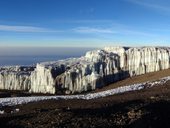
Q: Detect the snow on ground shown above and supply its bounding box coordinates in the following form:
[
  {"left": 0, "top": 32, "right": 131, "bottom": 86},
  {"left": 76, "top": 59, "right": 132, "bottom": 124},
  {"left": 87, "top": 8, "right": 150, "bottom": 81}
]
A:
[{"left": 0, "top": 76, "right": 170, "bottom": 107}]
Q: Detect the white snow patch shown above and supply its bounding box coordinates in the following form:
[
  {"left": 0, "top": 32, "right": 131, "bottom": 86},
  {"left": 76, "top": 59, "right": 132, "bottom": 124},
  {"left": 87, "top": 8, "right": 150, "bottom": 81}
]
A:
[
  {"left": 0, "top": 76, "right": 170, "bottom": 107},
  {"left": 0, "top": 110, "right": 4, "bottom": 114}
]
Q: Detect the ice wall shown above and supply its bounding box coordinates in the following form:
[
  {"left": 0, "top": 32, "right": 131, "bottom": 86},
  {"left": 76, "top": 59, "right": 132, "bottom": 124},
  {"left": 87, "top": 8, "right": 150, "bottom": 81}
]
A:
[{"left": 0, "top": 47, "right": 169, "bottom": 94}]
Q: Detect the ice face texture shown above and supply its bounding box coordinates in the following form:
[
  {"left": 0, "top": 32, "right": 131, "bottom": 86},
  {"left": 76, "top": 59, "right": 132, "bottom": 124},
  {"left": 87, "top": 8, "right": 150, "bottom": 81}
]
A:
[{"left": 0, "top": 47, "right": 170, "bottom": 94}]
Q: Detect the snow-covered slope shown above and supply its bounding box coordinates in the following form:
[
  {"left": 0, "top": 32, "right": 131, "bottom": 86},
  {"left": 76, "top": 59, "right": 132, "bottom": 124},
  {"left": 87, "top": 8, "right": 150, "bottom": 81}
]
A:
[{"left": 0, "top": 46, "right": 170, "bottom": 94}]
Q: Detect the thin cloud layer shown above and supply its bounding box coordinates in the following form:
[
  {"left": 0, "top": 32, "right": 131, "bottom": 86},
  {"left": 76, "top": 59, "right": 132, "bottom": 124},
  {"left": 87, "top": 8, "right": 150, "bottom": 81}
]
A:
[
  {"left": 0, "top": 25, "right": 57, "bottom": 33},
  {"left": 127, "top": 0, "right": 170, "bottom": 13},
  {"left": 73, "top": 27, "right": 116, "bottom": 34}
]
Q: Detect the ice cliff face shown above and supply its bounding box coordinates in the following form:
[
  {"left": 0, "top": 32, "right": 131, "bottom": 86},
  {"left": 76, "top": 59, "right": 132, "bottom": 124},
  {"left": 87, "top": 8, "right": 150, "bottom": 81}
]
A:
[
  {"left": 0, "top": 46, "right": 170, "bottom": 94},
  {"left": 0, "top": 66, "right": 33, "bottom": 91}
]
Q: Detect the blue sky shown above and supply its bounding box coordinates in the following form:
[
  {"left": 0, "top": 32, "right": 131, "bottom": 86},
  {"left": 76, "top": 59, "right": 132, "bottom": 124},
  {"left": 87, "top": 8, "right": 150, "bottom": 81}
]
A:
[{"left": 0, "top": 0, "right": 170, "bottom": 47}]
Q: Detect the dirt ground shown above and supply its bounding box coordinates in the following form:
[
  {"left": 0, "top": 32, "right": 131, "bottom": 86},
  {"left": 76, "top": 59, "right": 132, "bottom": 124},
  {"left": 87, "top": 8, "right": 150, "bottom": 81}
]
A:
[{"left": 1, "top": 69, "right": 170, "bottom": 128}]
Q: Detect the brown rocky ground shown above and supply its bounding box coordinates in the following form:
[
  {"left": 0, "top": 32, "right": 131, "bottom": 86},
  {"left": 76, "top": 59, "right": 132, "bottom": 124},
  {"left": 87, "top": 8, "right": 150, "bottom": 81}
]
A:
[{"left": 0, "top": 69, "right": 170, "bottom": 128}]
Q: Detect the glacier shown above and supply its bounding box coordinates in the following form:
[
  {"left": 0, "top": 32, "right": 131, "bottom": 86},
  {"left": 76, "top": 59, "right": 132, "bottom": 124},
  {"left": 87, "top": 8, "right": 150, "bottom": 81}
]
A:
[
  {"left": 0, "top": 46, "right": 170, "bottom": 94},
  {"left": 0, "top": 76, "right": 170, "bottom": 107}
]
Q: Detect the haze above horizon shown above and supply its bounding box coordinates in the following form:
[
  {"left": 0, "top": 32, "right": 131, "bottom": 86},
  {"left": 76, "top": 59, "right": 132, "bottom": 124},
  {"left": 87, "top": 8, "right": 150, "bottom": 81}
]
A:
[{"left": 0, "top": 0, "right": 170, "bottom": 47}]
